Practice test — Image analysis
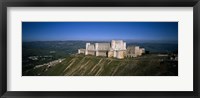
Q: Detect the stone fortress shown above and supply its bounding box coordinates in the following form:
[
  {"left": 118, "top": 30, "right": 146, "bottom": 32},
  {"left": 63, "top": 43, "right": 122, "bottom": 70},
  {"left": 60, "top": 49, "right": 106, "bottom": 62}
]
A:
[{"left": 78, "top": 40, "right": 145, "bottom": 59}]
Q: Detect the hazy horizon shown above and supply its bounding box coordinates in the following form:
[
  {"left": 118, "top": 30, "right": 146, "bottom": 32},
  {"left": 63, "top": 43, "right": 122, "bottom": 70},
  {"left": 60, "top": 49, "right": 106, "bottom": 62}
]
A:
[{"left": 22, "top": 39, "right": 178, "bottom": 44}]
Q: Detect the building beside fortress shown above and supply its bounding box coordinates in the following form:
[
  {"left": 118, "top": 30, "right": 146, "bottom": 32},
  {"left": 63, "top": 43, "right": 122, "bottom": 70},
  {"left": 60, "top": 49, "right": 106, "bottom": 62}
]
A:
[{"left": 78, "top": 40, "right": 145, "bottom": 59}]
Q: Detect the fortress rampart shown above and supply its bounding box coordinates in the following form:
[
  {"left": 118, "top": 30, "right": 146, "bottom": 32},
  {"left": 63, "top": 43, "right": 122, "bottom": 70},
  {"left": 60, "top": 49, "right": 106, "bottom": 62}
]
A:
[{"left": 78, "top": 40, "right": 145, "bottom": 59}]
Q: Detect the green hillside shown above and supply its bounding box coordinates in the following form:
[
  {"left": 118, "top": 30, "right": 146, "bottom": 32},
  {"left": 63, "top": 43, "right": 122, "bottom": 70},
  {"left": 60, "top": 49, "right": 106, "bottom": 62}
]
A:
[{"left": 24, "top": 54, "right": 178, "bottom": 76}]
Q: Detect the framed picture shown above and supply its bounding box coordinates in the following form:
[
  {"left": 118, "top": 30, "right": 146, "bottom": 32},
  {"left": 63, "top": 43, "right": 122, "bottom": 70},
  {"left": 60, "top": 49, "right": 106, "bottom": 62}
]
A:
[{"left": 0, "top": 0, "right": 199, "bottom": 98}]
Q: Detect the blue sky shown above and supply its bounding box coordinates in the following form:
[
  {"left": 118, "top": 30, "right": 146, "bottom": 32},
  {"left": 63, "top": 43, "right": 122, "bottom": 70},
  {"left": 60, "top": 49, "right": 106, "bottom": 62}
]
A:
[{"left": 22, "top": 22, "right": 178, "bottom": 42}]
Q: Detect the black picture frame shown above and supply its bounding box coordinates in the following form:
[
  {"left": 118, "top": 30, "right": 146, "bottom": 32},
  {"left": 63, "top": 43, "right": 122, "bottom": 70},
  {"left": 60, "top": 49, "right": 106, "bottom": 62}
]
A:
[{"left": 0, "top": 0, "right": 199, "bottom": 98}]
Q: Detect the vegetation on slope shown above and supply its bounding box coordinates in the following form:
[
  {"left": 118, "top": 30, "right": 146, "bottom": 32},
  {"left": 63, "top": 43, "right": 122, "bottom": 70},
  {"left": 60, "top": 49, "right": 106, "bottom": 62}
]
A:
[{"left": 24, "top": 54, "right": 178, "bottom": 76}]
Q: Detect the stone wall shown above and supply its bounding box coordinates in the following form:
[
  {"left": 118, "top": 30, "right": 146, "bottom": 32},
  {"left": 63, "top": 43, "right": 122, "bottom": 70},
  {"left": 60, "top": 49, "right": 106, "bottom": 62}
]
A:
[
  {"left": 140, "top": 48, "right": 145, "bottom": 54},
  {"left": 135, "top": 46, "right": 141, "bottom": 56},
  {"left": 96, "top": 51, "right": 107, "bottom": 56},
  {"left": 95, "top": 43, "right": 110, "bottom": 51},
  {"left": 78, "top": 49, "right": 85, "bottom": 54},
  {"left": 87, "top": 44, "right": 95, "bottom": 50},
  {"left": 126, "top": 46, "right": 145, "bottom": 57},
  {"left": 108, "top": 51, "right": 114, "bottom": 57},
  {"left": 127, "top": 46, "right": 135, "bottom": 54},
  {"left": 116, "top": 51, "right": 126, "bottom": 59},
  {"left": 87, "top": 51, "right": 95, "bottom": 55},
  {"left": 111, "top": 40, "right": 126, "bottom": 50}
]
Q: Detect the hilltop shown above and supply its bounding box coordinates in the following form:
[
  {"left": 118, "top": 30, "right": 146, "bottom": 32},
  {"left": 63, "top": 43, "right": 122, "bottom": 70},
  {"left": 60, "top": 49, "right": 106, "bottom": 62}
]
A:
[{"left": 24, "top": 54, "right": 178, "bottom": 76}]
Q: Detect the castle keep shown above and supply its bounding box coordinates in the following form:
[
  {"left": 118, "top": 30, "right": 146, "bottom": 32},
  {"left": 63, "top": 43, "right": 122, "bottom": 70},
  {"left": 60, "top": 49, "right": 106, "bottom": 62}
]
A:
[{"left": 78, "top": 40, "right": 145, "bottom": 59}]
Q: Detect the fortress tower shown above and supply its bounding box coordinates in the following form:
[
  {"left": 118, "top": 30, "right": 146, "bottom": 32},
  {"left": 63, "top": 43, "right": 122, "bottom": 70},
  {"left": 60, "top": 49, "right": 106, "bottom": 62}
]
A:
[{"left": 85, "top": 43, "right": 90, "bottom": 55}]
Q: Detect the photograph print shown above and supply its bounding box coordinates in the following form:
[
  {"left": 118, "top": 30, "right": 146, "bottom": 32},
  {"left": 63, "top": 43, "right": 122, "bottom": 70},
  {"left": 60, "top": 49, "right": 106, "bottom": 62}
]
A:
[{"left": 22, "top": 22, "right": 178, "bottom": 76}]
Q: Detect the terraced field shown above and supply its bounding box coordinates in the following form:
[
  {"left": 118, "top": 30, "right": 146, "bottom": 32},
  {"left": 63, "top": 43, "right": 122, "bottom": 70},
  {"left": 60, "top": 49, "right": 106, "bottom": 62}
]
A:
[{"left": 24, "top": 54, "right": 178, "bottom": 76}]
